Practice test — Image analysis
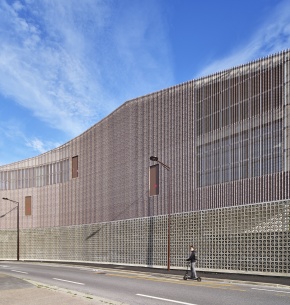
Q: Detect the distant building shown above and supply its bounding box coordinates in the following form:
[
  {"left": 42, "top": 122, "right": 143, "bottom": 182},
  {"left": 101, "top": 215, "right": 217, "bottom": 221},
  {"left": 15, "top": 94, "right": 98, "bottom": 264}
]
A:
[{"left": 0, "top": 50, "right": 289, "bottom": 276}]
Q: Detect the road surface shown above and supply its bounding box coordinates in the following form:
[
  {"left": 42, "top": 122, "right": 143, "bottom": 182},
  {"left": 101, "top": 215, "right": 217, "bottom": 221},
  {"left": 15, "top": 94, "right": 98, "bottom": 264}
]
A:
[{"left": 0, "top": 262, "right": 289, "bottom": 305}]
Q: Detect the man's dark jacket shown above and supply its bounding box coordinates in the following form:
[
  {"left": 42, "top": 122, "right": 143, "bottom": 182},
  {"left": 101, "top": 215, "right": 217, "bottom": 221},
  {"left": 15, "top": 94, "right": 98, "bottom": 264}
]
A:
[{"left": 186, "top": 250, "right": 196, "bottom": 262}]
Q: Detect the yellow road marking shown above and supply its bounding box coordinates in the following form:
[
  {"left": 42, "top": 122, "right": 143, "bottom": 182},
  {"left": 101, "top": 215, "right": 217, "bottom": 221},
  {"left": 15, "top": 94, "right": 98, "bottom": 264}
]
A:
[{"left": 106, "top": 272, "right": 246, "bottom": 292}]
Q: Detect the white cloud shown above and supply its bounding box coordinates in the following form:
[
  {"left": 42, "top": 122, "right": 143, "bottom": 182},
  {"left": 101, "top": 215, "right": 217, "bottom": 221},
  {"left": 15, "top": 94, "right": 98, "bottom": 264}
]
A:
[
  {"left": 25, "top": 138, "right": 45, "bottom": 153},
  {"left": 0, "top": 2, "right": 93, "bottom": 136},
  {"left": 0, "top": 0, "right": 173, "bottom": 139},
  {"left": 25, "top": 137, "right": 60, "bottom": 154},
  {"left": 196, "top": 0, "right": 290, "bottom": 78},
  {"left": 0, "top": 120, "right": 60, "bottom": 154}
]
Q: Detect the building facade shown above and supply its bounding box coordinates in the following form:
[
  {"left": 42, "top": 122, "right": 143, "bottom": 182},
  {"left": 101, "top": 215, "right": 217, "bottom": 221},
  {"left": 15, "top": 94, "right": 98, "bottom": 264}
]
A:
[{"left": 0, "top": 51, "right": 289, "bottom": 276}]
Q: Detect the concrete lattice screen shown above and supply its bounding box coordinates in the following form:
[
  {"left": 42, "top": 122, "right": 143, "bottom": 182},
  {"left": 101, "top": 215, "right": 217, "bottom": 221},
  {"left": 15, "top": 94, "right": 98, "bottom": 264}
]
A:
[{"left": 0, "top": 200, "right": 289, "bottom": 275}]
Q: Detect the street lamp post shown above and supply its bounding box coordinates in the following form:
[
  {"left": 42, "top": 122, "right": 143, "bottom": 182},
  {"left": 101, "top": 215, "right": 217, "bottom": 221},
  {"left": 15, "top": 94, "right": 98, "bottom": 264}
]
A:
[
  {"left": 2, "top": 197, "right": 19, "bottom": 261},
  {"left": 149, "top": 156, "right": 171, "bottom": 271}
]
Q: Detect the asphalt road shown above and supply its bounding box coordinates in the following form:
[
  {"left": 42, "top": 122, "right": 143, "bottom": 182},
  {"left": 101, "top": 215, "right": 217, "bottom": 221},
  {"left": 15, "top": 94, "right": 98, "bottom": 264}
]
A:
[{"left": 1, "top": 262, "right": 290, "bottom": 305}]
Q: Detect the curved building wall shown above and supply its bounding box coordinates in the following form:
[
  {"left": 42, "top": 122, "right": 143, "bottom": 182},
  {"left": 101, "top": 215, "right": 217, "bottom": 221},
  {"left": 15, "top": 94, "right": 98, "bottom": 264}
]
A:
[
  {"left": 0, "top": 81, "right": 196, "bottom": 228},
  {"left": 0, "top": 51, "right": 289, "bottom": 275}
]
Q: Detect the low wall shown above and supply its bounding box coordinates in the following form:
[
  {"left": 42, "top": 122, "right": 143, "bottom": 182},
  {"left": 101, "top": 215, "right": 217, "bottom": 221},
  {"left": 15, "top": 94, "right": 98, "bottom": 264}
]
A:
[{"left": 1, "top": 200, "right": 289, "bottom": 276}]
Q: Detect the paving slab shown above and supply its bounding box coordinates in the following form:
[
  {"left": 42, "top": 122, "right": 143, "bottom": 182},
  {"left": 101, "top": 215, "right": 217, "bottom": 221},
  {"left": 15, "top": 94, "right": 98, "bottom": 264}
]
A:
[{"left": 0, "top": 273, "right": 126, "bottom": 305}]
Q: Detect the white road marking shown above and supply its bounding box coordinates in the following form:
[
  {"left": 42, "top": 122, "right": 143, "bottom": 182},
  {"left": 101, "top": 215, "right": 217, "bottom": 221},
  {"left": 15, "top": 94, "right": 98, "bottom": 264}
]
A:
[
  {"left": 11, "top": 270, "right": 28, "bottom": 274},
  {"left": 78, "top": 267, "right": 100, "bottom": 272},
  {"left": 252, "top": 288, "right": 290, "bottom": 294},
  {"left": 0, "top": 265, "right": 10, "bottom": 268},
  {"left": 136, "top": 294, "right": 198, "bottom": 305},
  {"left": 53, "top": 278, "right": 84, "bottom": 285}
]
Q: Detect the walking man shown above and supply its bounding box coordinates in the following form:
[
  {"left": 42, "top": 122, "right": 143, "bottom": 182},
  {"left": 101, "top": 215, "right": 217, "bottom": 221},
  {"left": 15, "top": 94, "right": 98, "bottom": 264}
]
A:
[{"left": 186, "top": 245, "right": 197, "bottom": 279}]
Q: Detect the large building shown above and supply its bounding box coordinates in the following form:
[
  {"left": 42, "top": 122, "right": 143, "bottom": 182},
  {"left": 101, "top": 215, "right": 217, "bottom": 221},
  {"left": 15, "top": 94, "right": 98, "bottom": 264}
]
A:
[{"left": 0, "top": 51, "right": 289, "bottom": 276}]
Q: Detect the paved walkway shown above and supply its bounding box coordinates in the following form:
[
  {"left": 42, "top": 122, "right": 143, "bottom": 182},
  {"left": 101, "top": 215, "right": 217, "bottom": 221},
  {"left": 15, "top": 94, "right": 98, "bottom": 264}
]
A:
[{"left": 0, "top": 273, "right": 126, "bottom": 305}]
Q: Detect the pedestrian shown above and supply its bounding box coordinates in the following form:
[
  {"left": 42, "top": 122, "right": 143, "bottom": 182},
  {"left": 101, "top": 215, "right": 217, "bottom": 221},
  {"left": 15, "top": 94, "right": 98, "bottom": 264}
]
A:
[{"left": 186, "top": 245, "right": 197, "bottom": 279}]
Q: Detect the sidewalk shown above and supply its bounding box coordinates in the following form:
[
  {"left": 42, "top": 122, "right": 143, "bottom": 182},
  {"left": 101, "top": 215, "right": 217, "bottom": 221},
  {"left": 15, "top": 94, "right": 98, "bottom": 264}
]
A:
[{"left": 0, "top": 273, "right": 126, "bottom": 305}]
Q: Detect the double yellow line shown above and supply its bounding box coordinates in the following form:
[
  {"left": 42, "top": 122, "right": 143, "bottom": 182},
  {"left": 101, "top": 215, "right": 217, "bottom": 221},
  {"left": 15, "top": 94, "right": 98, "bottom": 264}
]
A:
[{"left": 104, "top": 271, "right": 246, "bottom": 292}]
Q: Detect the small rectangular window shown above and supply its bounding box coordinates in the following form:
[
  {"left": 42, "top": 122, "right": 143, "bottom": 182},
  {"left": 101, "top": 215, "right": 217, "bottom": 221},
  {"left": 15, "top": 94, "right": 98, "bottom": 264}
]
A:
[
  {"left": 149, "top": 164, "right": 159, "bottom": 196},
  {"left": 25, "top": 196, "right": 31, "bottom": 216},
  {"left": 72, "top": 156, "right": 78, "bottom": 178}
]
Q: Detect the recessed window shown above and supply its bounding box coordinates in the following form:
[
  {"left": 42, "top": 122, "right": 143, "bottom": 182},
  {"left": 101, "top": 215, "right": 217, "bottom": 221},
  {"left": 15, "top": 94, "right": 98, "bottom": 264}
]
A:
[
  {"left": 149, "top": 164, "right": 159, "bottom": 196},
  {"left": 25, "top": 196, "right": 32, "bottom": 216},
  {"left": 72, "top": 156, "right": 78, "bottom": 178}
]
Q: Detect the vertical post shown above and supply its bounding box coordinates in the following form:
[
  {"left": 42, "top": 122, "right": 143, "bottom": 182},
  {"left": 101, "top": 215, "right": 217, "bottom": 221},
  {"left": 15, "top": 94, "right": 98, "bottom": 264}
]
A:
[
  {"left": 17, "top": 202, "right": 19, "bottom": 261},
  {"left": 149, "top": 156, "right": 171, "bottom": 271},
  {"left": 2, "top": 198, "right": 20, "bottom": 261},
  {"left": 167, "top": 169, "right": 171, "bottom": 271}
]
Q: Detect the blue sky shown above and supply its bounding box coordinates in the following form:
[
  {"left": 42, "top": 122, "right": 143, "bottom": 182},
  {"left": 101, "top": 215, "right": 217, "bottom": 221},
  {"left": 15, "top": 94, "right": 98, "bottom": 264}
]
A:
[{"left": 0, "top": 0, "right": 289, "bottom": 165}]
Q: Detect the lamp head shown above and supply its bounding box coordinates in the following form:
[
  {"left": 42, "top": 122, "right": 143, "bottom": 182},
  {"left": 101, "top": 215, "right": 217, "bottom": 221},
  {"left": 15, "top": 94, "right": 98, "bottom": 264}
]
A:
[{"left": 150, "top": 156, "right": 158, "bottom": 162}]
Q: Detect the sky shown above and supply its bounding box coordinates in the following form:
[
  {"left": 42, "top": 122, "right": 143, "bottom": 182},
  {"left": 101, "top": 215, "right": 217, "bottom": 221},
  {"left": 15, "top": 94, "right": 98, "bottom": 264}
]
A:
[{"left": 0, "top": 0, "right": 290, "bottom": 165}]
